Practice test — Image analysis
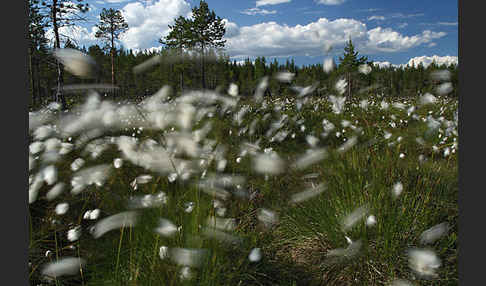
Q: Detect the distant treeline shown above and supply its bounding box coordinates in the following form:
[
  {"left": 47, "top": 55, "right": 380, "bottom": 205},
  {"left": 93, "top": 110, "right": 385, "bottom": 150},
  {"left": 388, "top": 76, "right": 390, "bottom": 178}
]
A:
[{"left": 28, "top": 43, "right": 458, "bottom": 108}]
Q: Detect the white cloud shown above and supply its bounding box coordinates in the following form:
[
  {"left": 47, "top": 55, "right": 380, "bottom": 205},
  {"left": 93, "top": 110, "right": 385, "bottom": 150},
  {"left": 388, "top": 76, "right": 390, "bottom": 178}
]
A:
[
  {"left": 428, "top": 42, "right": 437, "bottom": 48},
  {"left": 105, "top": 0, "right": 130, "bottom": 3},
  {"left": 119, "top": 0, "right": 192, "bottom": 50},
  {"left": 437, "top": 22, "right": 458, "bottom": 26},
  {"left": 398, "top": 23, "right": 408, "bottom": 29},
  {"left": 365, "top": 27, "right": 445, "bottom": 52},
  {"left": 373, "top": 61, "right": 394, "bottom": 68},
  {"left": 223, "top": 18, "right": 447, "bottom": 58},
  {"left": 241, "top": 7, "right": 277, "bottom": 15},
  {"left": 256, "top": 0, "right": 291, "bottom": 7},
  {"left": 390, "top": 13, "right": 424, "bottom": 19},
  {"left": 404, "top": 55, "right": 458, "bottom": 68},
  {"left": 315, "top": 0, "right": 346, "bottom": 5},
  {"left": 45, "top": 25, "right": 98, "bottom": 48},
  {"left": 368, "top": 15, "right": 385, "bottom": 21}
]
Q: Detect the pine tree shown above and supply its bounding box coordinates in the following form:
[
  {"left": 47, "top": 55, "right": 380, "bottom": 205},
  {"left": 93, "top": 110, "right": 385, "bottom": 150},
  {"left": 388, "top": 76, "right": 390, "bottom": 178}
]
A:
[
  {"left": 37, "top": 0, "right": 89, "bottom": 109},
  {"left": 160, "top": 1, "right": 226, "bottom": 89},
  {"left": 95, "top": 8, "right": 128, "bottom": 94}
]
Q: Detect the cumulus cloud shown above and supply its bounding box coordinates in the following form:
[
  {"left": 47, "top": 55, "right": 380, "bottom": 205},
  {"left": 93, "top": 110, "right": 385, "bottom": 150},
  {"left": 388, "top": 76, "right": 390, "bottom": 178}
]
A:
[
  {"left": 45, "top": 25, "right": 98, "bottom": 48},
  {"left": 404, "top": 55, "right": 458, "bottom": 68},
  {"left": 373, "top": 61, "right": 394, "bottom": 68},
  {"left": 368, "top": 16, "right": 385, "bottom": 21},
  {"left": 223, "top": 18, "right": 447, "bottom": 58},
  {"left": 315, "top": 0, "right": 347, "bottom": 5},
  {"left": 241, "top": 7, "right": 277, "bottom": 15},
  {"left": 256, "top": 0, "right": 291, "bottom": 6},
  {"left": 365, "top": 28, "right": 445, "bottom": 52},
  {"left": 119, "top": 0, "right": 192, "bottom": 50}
]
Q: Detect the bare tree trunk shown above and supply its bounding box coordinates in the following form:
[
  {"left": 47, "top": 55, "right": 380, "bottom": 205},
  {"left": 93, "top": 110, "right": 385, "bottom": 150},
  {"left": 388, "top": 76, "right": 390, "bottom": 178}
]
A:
[
  {"left": 29, "top": 46, "right": 36, "bottom": 106},
  {"left": 52, "top": 0, "right": 67, "bottom": 110},
  {"left": 201, "top": 44, "right": 206, "bottom": 89}
]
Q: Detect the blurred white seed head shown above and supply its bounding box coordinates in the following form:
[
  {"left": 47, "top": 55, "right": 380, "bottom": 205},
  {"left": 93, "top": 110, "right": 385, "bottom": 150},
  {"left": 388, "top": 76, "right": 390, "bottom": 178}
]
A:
[
  {"left": 113, "top": 158, "right": 123, "bottom": 169},
  {"left": 419, "top": 222, "right": 449, "bottom": 245},
  {"left": 55, "top": 203, "right": 69, "bottom": 215},
  {"left": 154, "top": 218, "right": 178, "bottom": 237},
  {"left": 436, "top": 82, "right": 453, "bottom": 95},
  {"left": 53, "top": 48, "right": 95, "bottom": 78},
  {"left": 335, "top": 79, "right": 347, "bottom": 95},
  {"left": 323, "top": 57, "right": 335, "bottom": 73},
  {"left": 41, "top": 257, "right": 86, "bottom": 278},
  {"left": 249, "top": 248, "right": 262, "bottom": 262},
  {"left": 366, "top": 215, "right": 376, "bottom": 227},
  {"left": 341, "top": 205, "right": 368, "bottom": 231},
  {"left": 392, "top": 182, "right": 403, "bottom": 198},
  {"left": 407, "top": 248, "right": 441, "bottom": 278},
  {"left": 228, "top": 83, "right": 239, "bottom": 97},
  {"left": 358, "top": 64, "right": 372, "bottom": 75},
  {"left": 159, "top": 246, "right": 169, "bottom": 259},
  {"left": 46, "top": 182, "right": 66, "bottom": 201},
  {"left": 91, "top": 211, "right": 138, "bottom": 239},
  {"left": 71, "top": 158, "right": 85, "bottom": 172},
  {"left": 67, "top": 226, "right": 81, "bottom": 242},
  {"left": 419, "top": 93, "right": 437, "bottom": 106}
]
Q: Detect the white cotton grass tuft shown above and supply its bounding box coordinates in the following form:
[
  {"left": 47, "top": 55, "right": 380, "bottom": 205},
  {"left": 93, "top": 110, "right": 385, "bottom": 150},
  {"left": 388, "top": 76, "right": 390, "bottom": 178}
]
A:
[
  {"left": 53, "top": 48, "right": 95, "bottom": 78},
  {"left": 67, "top": 226, "right": 82, "bottom": 242},
  {"left": 113, "top": 158, "right": 123, "bottom": 169},
  {"left": 159, "top": 246, "right": 169, "bottom": 259},
  {"left": 292, "top": 148, "right": 328, "bottom": 170},
  {"left": 41, "top": 257, "right": 86, "bottom": 278},
  {"left": 430, "top": 69, "right": 451, "bottom": 81},
  {"left": 30, "top": 141, "right": 44, "bottom": 155},
  {"left": 201, "top": 227, "right": 243, "bottom": 244},
  {"left": 154, "top": 218, "right": 178, "bottom": 237},
  {"left": 55, "top": 203, "right": 69, "bottom": 215},
  {"left": 436, "top": 82, "right": 453, "bottom": 95},
  {"left": 169, "top": 247, "right": 209, "bottom": 268},
  {"left": 253, "top": 153, "right": 285, "bottom": 175},
  {"left": 323, "top": 57, "right": 335, "bottom": 73},
  {"left": 46, "top": 182, "right": 66, "bottom": 201},
  {"left": 392, "top": 182, "right": 404, "bottom": 198},
  {"left": 290, "top": 183, "right": 327, "bottom": 204},
  {"left": 275, "top": 71, "right": 295, "bottom": 83},
  {"left": 42, "top": 165, "right": 58, "bottom": 185},
  {"left": 257, "top": 208, "right": 279, "bottom": 227},
  {"left": 335, "top": 78, "right": 347, "bottom": 95},
  {"left": 389, "top": 279, "right": 413, "bottom": 286},
  {"left": 419, "top": 93, "right": 437, "bottom": 106},
  {"left": 337, "top": 136, "right": 358, "bottom": 154},
  {"left": 359, "top": 99, "right": 369, "bottom": 110},
  {"left": 228, "top": 83, "right": 239, "bottom": 97},
  {"left": 341, "top": 205, "right": 368, "bottom": 231},
  {"left": 249, "top": 248, "right": 262, "bottom": 262},
  {"left": 71, "top": 158, "right": 85, "bottom": 172},
  {"left": 206, "top": 216, "right": 237, "bottom": 231},
  {"left": 419, "top": 222, "right": 449, "bottom": 245},
  {"left": 91, "top": 211, "right": 138, "bottom": 239},
  {"left": 83, "top": 209, "right": 101, "bottom": 220},
  {"left": 29, "top": 174, "right": 44, "bottom": 204},
  {"left": 358, "top": 64, "right": 372, "bottom": 75},
  {"left": 329, "top": 95, "right": 346, "bottom": 114},
  {"left": 366, "top": 215, "right": 377, "bottom": 227},
  {"left": 407, "top": 248, "right": 441, "bottom": 278}
]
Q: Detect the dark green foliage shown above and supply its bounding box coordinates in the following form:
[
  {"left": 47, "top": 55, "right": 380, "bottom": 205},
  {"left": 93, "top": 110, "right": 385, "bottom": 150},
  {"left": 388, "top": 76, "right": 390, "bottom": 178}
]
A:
[{"left": 95, "top": 8, "right": 129, "bottom": 87}]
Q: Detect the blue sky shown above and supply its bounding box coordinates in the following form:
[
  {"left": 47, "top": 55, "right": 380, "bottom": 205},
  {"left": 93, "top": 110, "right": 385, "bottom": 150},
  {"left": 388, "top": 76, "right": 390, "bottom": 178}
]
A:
[{"left": 53, "top": 0, "right": 458, "bottom": 67}]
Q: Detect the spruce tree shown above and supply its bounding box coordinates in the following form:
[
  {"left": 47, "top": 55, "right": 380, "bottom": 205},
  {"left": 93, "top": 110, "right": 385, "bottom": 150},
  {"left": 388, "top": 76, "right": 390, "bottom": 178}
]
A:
[{"left": 338, "top": 38, "right": 368, "bottom": 97}]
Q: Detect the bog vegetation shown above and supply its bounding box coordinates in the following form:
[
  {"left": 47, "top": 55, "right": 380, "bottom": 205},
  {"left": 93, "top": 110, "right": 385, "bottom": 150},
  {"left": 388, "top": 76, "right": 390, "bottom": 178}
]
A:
[{"left": 28, "top": 1, "right": 458, "bottom": 285}]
